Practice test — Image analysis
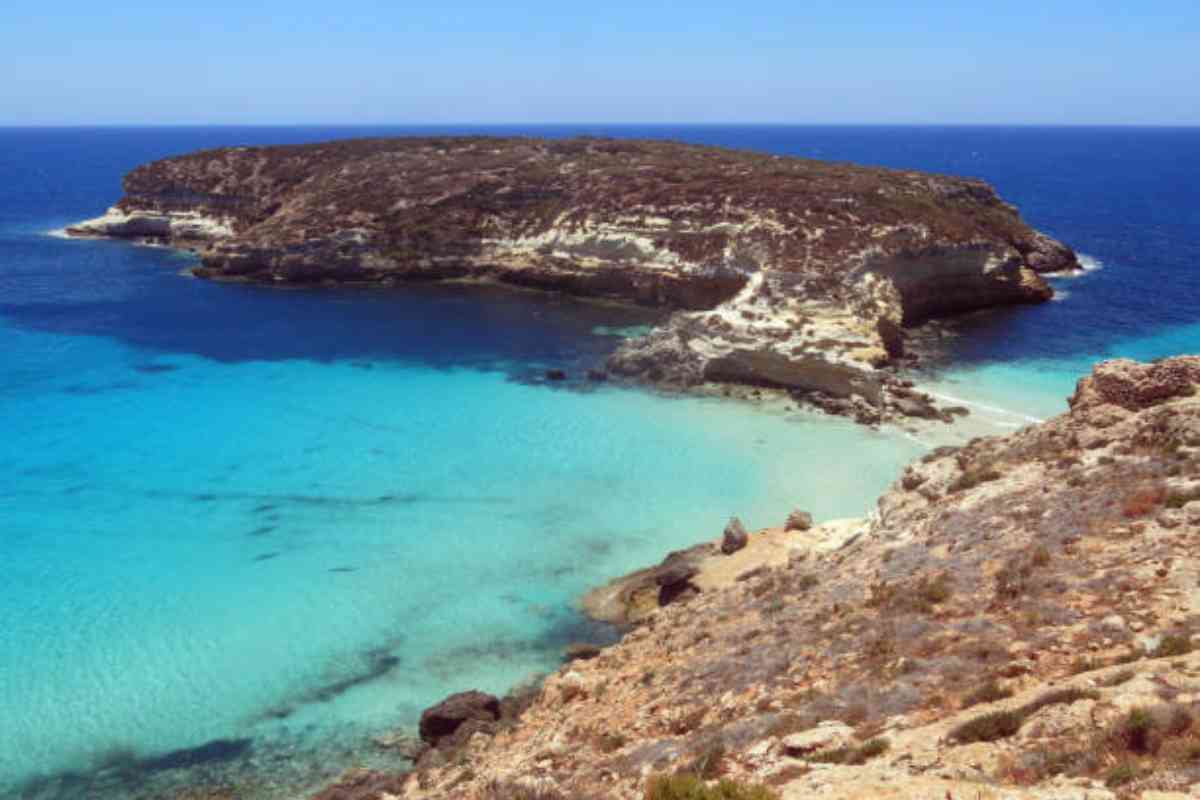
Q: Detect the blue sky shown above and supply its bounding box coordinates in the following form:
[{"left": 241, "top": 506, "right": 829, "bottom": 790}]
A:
[{"left": 3, "top": 0, "right": 1198, "bottom": 125}]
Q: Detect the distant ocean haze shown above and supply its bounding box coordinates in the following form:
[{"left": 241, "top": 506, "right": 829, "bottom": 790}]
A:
[{"left": 0, "top": 125, "right": 1197, "bottom": 798}]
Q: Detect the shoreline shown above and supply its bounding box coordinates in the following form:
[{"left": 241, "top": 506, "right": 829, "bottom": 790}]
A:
[
  {"left": 28, "top": 221, "right": 1062, "bottom": 800},
  {"left": 578, "top": 518, "right": 871, "bottom": 626},
  {"left": 54, "top": 220, "right": 973, "bottom": 428}
]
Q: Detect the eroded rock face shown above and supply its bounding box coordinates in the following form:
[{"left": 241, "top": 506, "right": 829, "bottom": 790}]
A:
[{"left": 67, "top": 136, "right": 1079, "bottom": 417}]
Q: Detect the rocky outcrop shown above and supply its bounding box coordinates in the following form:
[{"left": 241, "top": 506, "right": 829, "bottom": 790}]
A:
[
  {"left": 67, "top": 136, "right": 1078, "bottom": 424},
  {"left": 784, "top": 510, "right": 813, "bottom": 532},
  {"left": 721, "top": 517, "right": 750, "bottom": 554},
  {"left": 417, "top": 690, "right": 501, "bottom": 749},
  {"left": 381, "top": 357, "right": 1200, "bottom": 800},
  {"left": 1070, "top": 356, "right": 1200, "bottom": 412}
]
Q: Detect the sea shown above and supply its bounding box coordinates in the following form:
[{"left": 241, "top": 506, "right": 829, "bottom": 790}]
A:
[{"left": 0, "top": 125, "right": 1197, "bottom": 798}]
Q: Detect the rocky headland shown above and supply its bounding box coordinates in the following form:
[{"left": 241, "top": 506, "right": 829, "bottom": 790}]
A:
[
  {"left": 67, "top": 136, "right": 1078, "bottom": 424},
  {"left": 319, "top": 356, "right": 1200, "bottom": 800}
]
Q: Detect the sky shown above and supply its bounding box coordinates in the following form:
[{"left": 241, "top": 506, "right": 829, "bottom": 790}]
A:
[{"left": 3, "top": 0, "right": 1198, "bottom": 125}]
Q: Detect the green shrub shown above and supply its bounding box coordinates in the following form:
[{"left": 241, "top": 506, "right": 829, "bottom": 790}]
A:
[
  {"left": 962, "top": 680, "right": 1013, "bottom": 709},
  {"left": 808, "top": 738, "right": 890, "bottom": 765},
  {"left": 690, "top": 743, "right": 726, "bottom": 780},
  {"left": 1103, "top": 761, "right": 1141, "bottom": 788},
  {"left": 949, "top": 466, "right": 1002, "bottom": 493},
  {"left": 644, "top": 773, "right": 779, "bottom": 800},
  {"left": 917, "top": 574, "right": 953, "bottom": 606},
  {"left": 949, "top": 709, "right": 1024, "bottom": 743},
  {"left": 866, "top": 573, "right": 951, "bottom": 615},
  {"left": 1165, "top": 488, "right": 1200, "bottom": 509},
  {"left": 1100, "top": 669, "right": 1136, "bottom": 687},
  {"left": 1151, "top": 635, "right": 1193, "bottom": 659},
  {"left": 1023, "top": 687, "right": 1099, "bottom": 715},
  {"left": 1115, "top": 708, "right": 1157, "bottom": 754},
  {"left": 949, "top": 688, "right": 1098, "bottom": 744},
  {"left": 596, "top": 732, "right": 627, "bottom": 753}
]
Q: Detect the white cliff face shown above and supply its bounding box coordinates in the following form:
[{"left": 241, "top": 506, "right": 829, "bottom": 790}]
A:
[
  {"left": 608, "top": 269, "right": 896, "bottom": 417},
  {"left": 482, "top": 218, "right": 690, "bottom": 272},
  {"left": 851, "top": 244, "right": 1050, "bottom": 324},
  {"left": 67, "top": 207, "right": 235, "bottom": 242}
]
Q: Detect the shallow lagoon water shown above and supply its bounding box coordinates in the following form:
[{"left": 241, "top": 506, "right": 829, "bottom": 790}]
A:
[
  {"left": 1, "top": 233, "right": 924, "bottom": 797},
  {"left": 2, "top": 125, "right": 1198, "bottom": 797}
]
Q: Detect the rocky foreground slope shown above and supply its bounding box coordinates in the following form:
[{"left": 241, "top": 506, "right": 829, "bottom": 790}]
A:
[
  {"left": 67, "top": 136, "right": 1078, "bottom": 422},
  {"left": 324, "top": 357, "right": 1200, "bottom": 800}
]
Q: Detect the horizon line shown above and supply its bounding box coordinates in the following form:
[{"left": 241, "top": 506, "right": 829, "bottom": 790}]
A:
[{"left": 2, "top": 121, "right": 1199, "bottom": 130}]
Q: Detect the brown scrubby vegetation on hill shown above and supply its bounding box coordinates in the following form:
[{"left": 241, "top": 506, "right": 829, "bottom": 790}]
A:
[{"left": 115, "top": 136, "right": 1066, "bottom": 285}]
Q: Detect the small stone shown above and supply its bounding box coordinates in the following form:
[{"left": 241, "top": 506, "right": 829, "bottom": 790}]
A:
[
  {"left": 722, "top": 517, "right": 750, "bottom": 554},
  {"left": 746, "top": 739, "right": 774, "bottom": 759},
  {"left": 785, "top": 510, "right": 813, "bottom": 532},
  {"left": 782, "top": 721, "right": 854, "bottom": 755},
  {"left": 1101, "top": 614, "right": 1128, "bottom": 633}
]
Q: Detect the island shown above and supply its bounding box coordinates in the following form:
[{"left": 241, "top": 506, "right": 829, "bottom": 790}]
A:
[{"left": 68, "top": 136, "right": 1079, "bottom": 423}]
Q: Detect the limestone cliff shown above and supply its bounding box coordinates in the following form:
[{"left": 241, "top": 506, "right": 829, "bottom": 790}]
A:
[
  {"left": 67, "top": 136, "right": 1079, "bottom": 419},
  {"left": 343, "top": 357, "right": 1200, "bottom": 800}
]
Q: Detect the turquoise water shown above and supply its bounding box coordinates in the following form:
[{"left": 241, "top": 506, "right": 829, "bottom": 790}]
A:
[
  {"left": 2, "top": 125, "right": 1198, "bottom": 798},
  {"left": 3, "top": 320, "right": 923, "bottom": 796}
]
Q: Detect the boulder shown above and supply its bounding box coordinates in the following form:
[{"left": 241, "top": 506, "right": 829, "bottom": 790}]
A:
[
  {"left": 722, "top": 517, "right": 749, "bottom": 554},
  {"left": 418, "top": 690, "right": 501, "bottom": 747},
  {"left": 653, "top": 558, "right": 702, "bottom": 607},
  {"left": 785, "top": 510, "right": 813, "bottom": 532},
  {"left": 893, "top": 395, "right": 941, "bottom": 420},
  {"left": 781, "top": 720, "right": 855, "bottom": 755},
  {"left": 1070, "top": 356, "right": 1200, "bottom": 412},
  {"left": 655, "top": 561, "right": 700, "bottom": 587},
  {"left": 875, "top": 316, "right": 905, "bottom": 360}
]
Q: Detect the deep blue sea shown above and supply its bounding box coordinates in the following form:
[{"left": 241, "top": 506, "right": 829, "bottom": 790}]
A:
[{"left": 1, "top": 125, "right": 1197, "bottom": 798}]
